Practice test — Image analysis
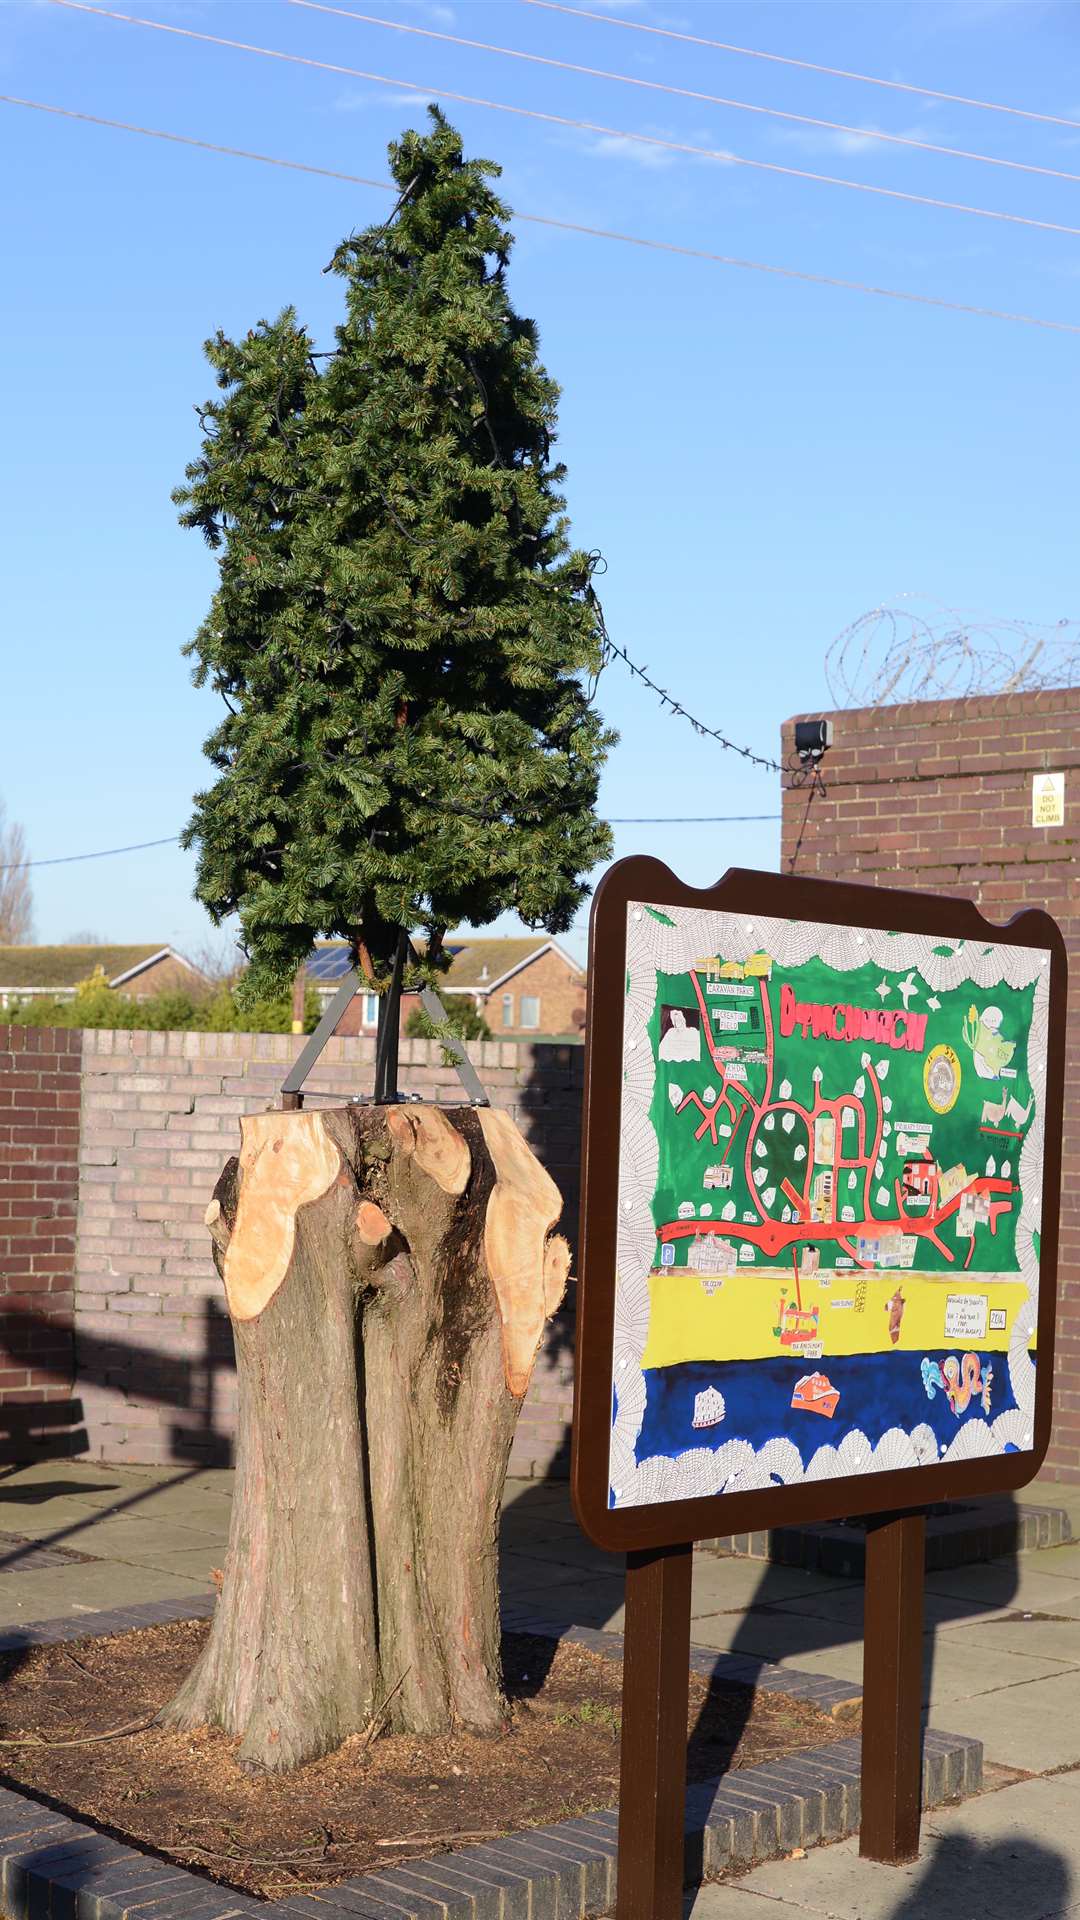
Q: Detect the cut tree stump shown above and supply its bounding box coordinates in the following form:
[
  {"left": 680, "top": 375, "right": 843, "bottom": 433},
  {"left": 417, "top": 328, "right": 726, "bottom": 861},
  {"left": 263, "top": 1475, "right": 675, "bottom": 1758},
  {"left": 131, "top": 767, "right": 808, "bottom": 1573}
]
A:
[{"left": 161, "top": 1102, "right": 569, "bottom": 1772}]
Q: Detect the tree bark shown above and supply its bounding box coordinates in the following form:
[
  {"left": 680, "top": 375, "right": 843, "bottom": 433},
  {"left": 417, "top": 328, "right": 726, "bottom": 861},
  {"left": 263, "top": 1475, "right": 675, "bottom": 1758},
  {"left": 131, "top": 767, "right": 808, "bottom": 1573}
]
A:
[{"left": 161, "top": 1102, "right": 568, "bottom": 1772}]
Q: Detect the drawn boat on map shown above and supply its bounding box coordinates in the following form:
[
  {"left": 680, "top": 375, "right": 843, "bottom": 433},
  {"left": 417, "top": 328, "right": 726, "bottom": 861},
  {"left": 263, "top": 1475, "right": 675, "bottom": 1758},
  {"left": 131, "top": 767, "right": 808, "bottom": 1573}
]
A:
[
  {"left": 691, "top": 1386, "right": 726, "bottom": 1430},
  {"left": 790, "top": 1372, "right": 840, "bottom": 1418}
]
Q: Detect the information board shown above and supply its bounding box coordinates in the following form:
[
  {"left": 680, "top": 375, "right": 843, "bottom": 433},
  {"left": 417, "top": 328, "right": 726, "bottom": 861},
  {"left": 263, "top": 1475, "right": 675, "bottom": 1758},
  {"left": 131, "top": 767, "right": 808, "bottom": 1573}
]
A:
[{"left": 573, "top": 860, "right": 1066, "bottom": 1550}]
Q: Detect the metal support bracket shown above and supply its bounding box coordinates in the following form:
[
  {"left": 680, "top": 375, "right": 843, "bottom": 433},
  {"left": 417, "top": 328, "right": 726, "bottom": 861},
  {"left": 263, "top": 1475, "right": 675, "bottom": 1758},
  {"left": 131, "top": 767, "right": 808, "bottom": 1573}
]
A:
[{"left": 280, "top": 949, "right": 490, "bottom": 1109}]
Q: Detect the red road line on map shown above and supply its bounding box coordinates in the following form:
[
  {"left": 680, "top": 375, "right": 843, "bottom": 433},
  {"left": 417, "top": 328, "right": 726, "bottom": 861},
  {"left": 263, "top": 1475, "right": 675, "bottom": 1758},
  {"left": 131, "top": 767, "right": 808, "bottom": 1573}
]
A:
[
  {"left": 677, "top": 1090, "right": 722, "bottom": 1143},
  {"left": 892, "top": 1177, "right": 916, "bottom": 1220},
  {"left": 758, "top": 977, "right": 775, "bottom": 1108},
  {"left": 781, "top": 1176, "right": 809, "bottom": 1218},
  {"left": 719, "top": 1104, "right": 745, "bottom": 1167},
  {"left": 861, "top": 1064, "right": 884, "bottom": 1220},
  {"left": 689, "top": 972, "right": 763, "bottom": 1105},
  {"left": 739, "top": 977, "right": 784, "bottom": 1225},
  {"left": 657, "top": 1175, "right": 1013, "bottom": 1260}
]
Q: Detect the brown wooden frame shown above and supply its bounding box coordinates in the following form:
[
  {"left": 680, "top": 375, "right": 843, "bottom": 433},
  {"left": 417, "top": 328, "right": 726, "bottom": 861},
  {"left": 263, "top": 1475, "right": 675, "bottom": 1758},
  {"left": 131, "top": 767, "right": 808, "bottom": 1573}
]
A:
[{"left": 572, "top": 857, "right": 1067, "bottom": 1553}]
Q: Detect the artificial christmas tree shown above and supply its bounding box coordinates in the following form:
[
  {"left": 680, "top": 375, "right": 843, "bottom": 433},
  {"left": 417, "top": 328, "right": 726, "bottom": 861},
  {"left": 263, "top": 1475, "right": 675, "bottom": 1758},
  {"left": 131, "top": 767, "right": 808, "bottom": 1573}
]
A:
[{"left": 165, "top": 109, "right": 612, "bottom": 1770}]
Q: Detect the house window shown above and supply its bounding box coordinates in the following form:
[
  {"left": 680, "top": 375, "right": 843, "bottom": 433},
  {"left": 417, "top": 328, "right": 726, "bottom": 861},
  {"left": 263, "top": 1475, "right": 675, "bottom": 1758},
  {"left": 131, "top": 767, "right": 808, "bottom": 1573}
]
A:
[
  {"left": 520, "top": 995, "right": 541, "bottom": 1030},
  {"left": 362, "top": 993, "right": 378, "bottom": 1027},
  {"left": 502, "top": 993, "right": 514, "bottom": 1027}
]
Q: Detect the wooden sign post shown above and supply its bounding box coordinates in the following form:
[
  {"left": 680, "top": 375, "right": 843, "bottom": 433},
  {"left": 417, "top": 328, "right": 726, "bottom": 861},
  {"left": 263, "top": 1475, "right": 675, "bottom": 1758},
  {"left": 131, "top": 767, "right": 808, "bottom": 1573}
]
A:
[{"left": 572, "top": 859, "right": 1066, "bottom": 1917}]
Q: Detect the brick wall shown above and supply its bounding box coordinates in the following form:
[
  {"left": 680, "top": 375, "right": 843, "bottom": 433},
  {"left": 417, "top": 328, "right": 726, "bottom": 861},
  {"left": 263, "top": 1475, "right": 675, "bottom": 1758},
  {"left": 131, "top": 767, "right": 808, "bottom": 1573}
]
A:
[
  {"left": 781, "top": 688, "right": 1080, "bottom": 1481},
  {"left": 74, "top": 1029, "right": 583, "bottom": 1476},
  {"left": 0, "top": 1027, "right": 81, "bottom": 1454}
]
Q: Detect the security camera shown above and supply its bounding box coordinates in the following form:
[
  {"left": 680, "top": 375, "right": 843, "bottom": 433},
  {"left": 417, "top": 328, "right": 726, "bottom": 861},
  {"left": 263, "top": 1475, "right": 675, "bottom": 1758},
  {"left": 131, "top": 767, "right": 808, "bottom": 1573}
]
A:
[{"left": 794, "top": 718, "right": 833, "bottom": 766}]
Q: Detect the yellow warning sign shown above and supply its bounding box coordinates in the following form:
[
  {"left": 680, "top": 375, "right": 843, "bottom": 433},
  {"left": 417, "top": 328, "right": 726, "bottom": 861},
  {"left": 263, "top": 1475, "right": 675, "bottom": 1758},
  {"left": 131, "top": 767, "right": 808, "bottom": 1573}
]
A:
[{"left": 1033, "top": 772, "right": 1065, "bottom": 828}]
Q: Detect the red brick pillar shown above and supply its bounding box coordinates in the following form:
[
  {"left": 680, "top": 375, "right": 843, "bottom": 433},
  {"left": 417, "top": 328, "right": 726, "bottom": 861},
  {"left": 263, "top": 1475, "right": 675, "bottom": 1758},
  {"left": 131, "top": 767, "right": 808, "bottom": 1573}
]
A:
[
  {"left": 781, "top": 691, "right": 1080, "bottom": 1481},
  {"left": 0, "top": 1026, "right": 82, "bottom": 1447}
]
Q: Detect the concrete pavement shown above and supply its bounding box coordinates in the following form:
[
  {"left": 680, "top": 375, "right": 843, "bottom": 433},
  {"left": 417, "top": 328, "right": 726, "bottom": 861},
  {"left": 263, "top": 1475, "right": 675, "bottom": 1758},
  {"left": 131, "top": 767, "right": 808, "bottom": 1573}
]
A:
[
  {"left": 686, "top": 1770, "right": 1080, "bottom": 1917},
  {"left": 1, "top": 1462, "right": 1080, "bottom": 1913}
]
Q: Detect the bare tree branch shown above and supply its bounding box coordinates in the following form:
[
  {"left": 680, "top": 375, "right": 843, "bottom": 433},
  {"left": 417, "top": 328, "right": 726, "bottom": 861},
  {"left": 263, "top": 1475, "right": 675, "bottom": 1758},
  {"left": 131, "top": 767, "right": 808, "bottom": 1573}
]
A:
[{"left": 0, "top": 801, "right": 34, "bottom": 944}]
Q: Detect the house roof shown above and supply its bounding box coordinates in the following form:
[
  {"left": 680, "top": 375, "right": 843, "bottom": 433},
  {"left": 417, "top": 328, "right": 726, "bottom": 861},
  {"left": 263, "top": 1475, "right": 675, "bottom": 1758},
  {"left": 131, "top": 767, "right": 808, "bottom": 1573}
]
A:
[
  {"left": 441, "top": 939, "right": 550, "bottom": 992},
  {"left": 0, "top": 945, "right": 197, "bottom": 991},
  {"left": 304, "top": 936, "right": 583, "bottom": 995}
]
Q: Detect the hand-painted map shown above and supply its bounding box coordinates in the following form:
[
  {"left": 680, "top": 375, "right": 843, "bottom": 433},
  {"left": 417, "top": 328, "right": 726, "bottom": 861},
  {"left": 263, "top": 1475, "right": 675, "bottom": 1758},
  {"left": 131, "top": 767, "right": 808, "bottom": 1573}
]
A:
[{"left": 609, "top": 902, "right": 1051, "bottom": 1510}]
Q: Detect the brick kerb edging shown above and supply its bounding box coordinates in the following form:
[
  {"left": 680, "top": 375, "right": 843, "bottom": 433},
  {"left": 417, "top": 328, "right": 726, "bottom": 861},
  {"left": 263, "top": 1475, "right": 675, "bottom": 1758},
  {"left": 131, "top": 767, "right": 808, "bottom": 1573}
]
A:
[
  {"left": 701, "top": 1498, "right": 1073, "bottom": 1578},
  {"left": 0, "top": 1594, "right": 983, "bottom": 1920}
]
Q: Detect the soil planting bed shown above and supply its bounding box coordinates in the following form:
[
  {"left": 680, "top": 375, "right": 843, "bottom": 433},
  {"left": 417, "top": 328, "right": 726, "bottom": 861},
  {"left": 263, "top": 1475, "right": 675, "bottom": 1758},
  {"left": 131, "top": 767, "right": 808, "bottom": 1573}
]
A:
[{"left": 0, "top": 1621, "right": 859, "bottom": 1900}]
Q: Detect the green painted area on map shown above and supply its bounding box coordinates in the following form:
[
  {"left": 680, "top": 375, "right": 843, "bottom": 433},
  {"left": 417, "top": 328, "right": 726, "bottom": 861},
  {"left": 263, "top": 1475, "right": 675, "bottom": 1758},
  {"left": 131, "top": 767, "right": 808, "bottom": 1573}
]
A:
[{"left": 646, "top": 947, "right": 1036, "bottom": 1277}]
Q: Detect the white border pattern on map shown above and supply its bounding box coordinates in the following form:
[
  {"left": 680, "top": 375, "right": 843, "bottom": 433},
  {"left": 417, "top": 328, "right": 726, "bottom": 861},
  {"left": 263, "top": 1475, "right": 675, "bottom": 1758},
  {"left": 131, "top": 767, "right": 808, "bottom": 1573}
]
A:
[{"left": 609, "top": 905, "right": 1050, "bottom": 1510}]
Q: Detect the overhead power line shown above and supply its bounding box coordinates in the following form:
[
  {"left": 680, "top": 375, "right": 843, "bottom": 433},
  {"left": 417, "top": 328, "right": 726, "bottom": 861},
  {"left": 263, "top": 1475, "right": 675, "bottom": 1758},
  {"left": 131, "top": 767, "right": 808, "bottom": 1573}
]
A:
[
  {"left": 0, "top": 95, "right": 396, "bottom": 190},
  {"left": 0, "top": 836, "right": 183, "bottom": 873},
  {"left": 286, "top": 0, "right": 1080, "bottom": 190},
  {"left": 609, "top": 814, "right": 781, "bottom": 824},
  {"left": 0, "top": 817, "right": 782, "bottom": 872},
  {"left": 48, "top": 1, "right": 1080, "bottom": 242},
  {"left": 520, "top": 0, "right": 1080, "bottom": 135},
  {"left": 7, "top": 94, "right": 1080, "bottom": 336}
]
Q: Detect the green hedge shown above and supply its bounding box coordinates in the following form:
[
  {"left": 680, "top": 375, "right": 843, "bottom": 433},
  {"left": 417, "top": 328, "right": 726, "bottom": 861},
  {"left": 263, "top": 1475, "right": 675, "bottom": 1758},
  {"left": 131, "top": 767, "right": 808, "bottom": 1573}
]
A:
[{"left": 0, "top": 969, "right": 321, "bottom": 1033}]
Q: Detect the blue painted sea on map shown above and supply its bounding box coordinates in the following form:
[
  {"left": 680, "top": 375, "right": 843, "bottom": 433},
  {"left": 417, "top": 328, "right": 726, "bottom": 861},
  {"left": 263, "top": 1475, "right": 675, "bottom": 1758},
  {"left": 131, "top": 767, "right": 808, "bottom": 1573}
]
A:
[{"left": 631, "top": 1350, "right": 1029, "bottom": 1472}]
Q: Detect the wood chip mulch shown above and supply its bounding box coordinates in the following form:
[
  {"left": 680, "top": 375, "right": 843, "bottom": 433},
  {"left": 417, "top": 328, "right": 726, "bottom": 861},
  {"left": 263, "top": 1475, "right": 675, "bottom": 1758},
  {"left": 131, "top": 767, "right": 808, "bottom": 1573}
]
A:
[{"left": 0, "top": 1621, "right": 859, "bottom": 1900}]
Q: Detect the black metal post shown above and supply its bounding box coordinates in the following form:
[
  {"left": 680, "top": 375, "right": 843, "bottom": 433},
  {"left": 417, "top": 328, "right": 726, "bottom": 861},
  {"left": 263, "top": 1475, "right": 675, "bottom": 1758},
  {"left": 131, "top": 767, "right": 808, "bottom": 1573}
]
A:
[{"left": 373, "top": 929, "right": 407, "bottom": 1105}]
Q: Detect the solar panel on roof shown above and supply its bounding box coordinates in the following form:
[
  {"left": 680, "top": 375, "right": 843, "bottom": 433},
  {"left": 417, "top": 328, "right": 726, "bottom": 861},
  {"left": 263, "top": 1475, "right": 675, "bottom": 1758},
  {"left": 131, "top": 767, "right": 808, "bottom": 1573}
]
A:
[{"left": 306, "top": 947, "right": 354, "bottom": 982}]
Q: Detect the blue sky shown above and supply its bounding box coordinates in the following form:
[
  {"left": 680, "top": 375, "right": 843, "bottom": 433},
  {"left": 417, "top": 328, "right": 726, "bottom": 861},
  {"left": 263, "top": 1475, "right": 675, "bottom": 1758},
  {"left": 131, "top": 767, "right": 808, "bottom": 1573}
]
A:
[{"left": 1, "top": 0, "right": 1077, "bottom": 966}]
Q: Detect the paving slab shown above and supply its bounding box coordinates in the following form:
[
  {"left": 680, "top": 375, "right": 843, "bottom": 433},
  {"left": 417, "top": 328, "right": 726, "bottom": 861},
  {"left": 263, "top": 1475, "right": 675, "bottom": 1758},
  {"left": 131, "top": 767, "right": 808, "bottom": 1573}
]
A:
[
  {"left": 499, "top": 1538, "right": 628, "bottom": 1579},
  {"left": 684, "top": 1609, "right": 863, "bottom": 1670},
  {"left": 500, "top": 1583, "right": 627, "bottom": 1633},
  {"left": 939, "top": 1614, "right": 1080, "bottom": 1665},
  {"left": 501, "top": 1480, "right": 575, "bottom": 1513},
  {"left": 691, "top": 1558, "right": 851, "bottom": 1615},
  {"left": 0, "top": 1470, "right": 170, "bottom": 1513},
  {"left": 684, "top": 1768, "right": 1080, "bottom": 1919},
  {"left": 926, "top": 1564, "right": 1080, "bottom": 1616},
  {"left": 0, "top": 1471, "right": 213, "bottom": 1541},
  {"left": 498, "top": 1505, "right": 580, "bottom": 1531},
  {"left": 764, "top": 1583, "right": 1016, "bottom": 1631},
  {"left": 113, "top": 1546, "right": 227, "bottom": 1581},
  {"left": 920, "top": 1635, "right": 1068, "bottom": 1709},
  {"left": 0, "top": 1502, "right": 120, "bottom": 1541},
  {"left": 0, "top": 1564, "right": 208, "bottom": 1628},
  {"left": 499, "top": 1547, "right": 626, "bottom": 1589},
  {"left": 1014, "top": 1545, "right": 1080, "bottom": 1581},
  {"left": 59, "top": 1518, "right": 225, "bottom": 1562},
  {"left": 928, "top": 1666, "right": 1080, "bottom": 1771},
  {"left": 699, "top": 1564, "right": 861, "bottom": 1607},
  {"left": 686, "top": 1609, "right": 1071, "bottom": 1708}
]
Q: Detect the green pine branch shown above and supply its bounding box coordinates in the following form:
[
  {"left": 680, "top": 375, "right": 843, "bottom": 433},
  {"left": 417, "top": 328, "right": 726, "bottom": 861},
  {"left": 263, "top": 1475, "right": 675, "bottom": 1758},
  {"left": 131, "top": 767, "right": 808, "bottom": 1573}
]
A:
[{"left": 179, "top": 108, "right": 614, "bottom": 1002}]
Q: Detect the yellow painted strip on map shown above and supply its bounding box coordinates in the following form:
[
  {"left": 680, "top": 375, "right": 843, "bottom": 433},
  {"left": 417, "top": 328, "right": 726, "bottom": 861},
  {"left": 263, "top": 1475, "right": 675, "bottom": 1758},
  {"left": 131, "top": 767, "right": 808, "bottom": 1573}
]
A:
[{"left": 638, "top": 1268, "right": 1035, "bottom": 1370}]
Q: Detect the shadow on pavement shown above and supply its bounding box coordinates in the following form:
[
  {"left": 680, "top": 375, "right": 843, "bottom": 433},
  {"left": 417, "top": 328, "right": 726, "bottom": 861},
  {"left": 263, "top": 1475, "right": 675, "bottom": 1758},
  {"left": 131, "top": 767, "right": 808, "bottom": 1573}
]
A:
[
  {"left": 879, "top": 1831, "right": 1070, "bottom": 1920},
  {"left": 503, "top": 1455, "right": 1023, "bottom": 1904}
]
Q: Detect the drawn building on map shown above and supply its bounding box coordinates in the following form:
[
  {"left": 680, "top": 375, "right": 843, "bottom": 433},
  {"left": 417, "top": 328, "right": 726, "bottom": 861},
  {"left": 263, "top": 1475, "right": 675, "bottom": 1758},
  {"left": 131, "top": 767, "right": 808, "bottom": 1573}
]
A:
[
  {"left": 811, "top": 1169, "right": 835, "bottom": 1221},
  {"left": 938, "top": 1163, "right": 971, "bottom": 1205},
  {"left": 687, "top": 1234, "right": 738, "bottom": 1277},
  {"left": 902, "top": 1154, "right": 936, "bottom": 1201},
  {"left": 956, "top": 1188, "right": 993, "bottom": 1237}
]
